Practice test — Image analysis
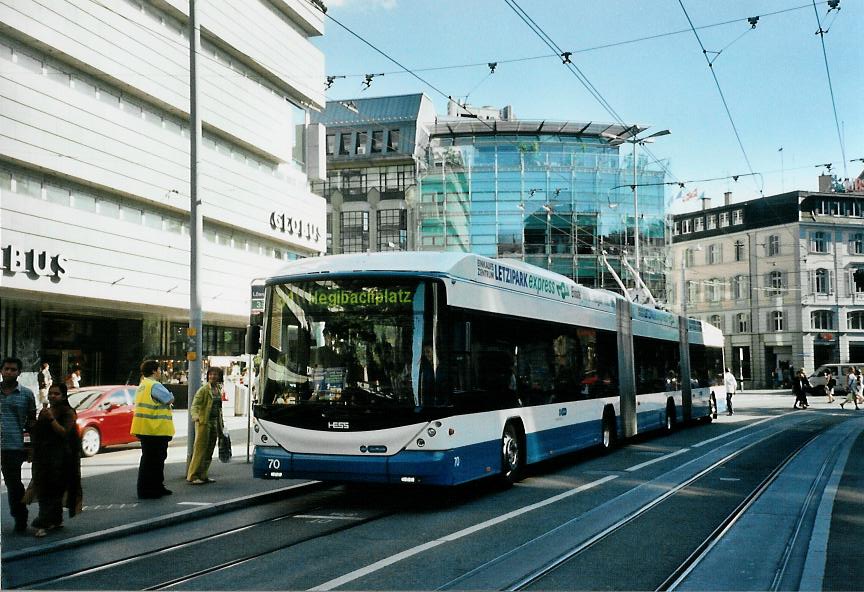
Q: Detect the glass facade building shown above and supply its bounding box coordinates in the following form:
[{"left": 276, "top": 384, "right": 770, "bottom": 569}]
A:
[{"left": 417, "top": 120, "right": 668, "bottom": 294}]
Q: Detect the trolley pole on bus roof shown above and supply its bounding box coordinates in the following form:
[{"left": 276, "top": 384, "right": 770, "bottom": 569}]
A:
[{"left": 186, "top": 0, "right": 203, "bottom": 465}]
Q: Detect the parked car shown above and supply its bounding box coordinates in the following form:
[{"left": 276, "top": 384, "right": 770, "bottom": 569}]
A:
[{"left": 68, "top": 385, "right": 138, "bottom": 457}]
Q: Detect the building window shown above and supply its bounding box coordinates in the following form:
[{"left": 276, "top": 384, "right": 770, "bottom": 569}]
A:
[
  {"left": 682, "top": 219, "right": 692, "bottom": 234},
  {"left": 686, "top": 280, "right": 698, "bottom": 304},
  {"left": 735, "top": 313, "right": 750, "bottom": 333},
  {"left": 850, "top": 233, "right": 864, "bottom": 255},
  {"left": 811, "top": 310, "right": 834, "bottom": 330},
  {"left": 732, "top": 209, "right": 743, "bottom": 225},
  {"left": 685, "top": 248, "right": 695, "bottom": 267},
  {"left": 848, "top": 311, "right": 864, "bottom": 330},
  {"left": 341, "top": 171, "right": 367, "bottom": 201},
  {"left": 338, "top": 133, "right": 351, "bottom": 155},
  {"left": 814, "top": 268, "right": 831, "bottom": 294},
  {"left": 694, "top": 217, "right": 704, "bottom": 232},
  {"left": 768, "top": 270, "right": 784, "bottom": 296},
  {"left": 852, "top": 267, "right": 864, "bottom": 293},
  {"left": 771, "top": 310, "right": 784, "bottom": 332},
  {"left": 674, "top": 221, "right": 681, "bottom": 236},
  {"left": 377, "top": 209, "right": 407, "bottom": 251},
  {"left": 387, "top": 128, "right": 400, "bottom": 152},
  {"left": 709, "top": 314, "right": 723, "bottom": 331},
  {"left": 767, "top": 234, "right": 780, "bottom": 256},
  {"left": 734, "top": 240, "right": 745, "bottom": 261},
  {"left": 733, "top": 275, "right": 748, "bottom": 300},
  {"left": 707, "top": 215, "right": 717, "bottom": 230},
  {"left": 720, "top": 212, "right": 730, "bottom": 227},
  {"left": 325, "top": 134, "right": 335, "bottom": 155},
  {"left": 707, "top": 243, "right": 721, "bottom": 264},
  {"left": 340, "top": 211, "right": 369, "bottom": 253},
  {"left": 371, "top": 130, "right": 384, "bottom": 153},
  {"left": 707, "top": 279, "right": 722, "bottom": 302},
  {"left": 811, "top": 231, "right": 828, "bottom": 253},
  {"left": 355, "top": 131, "right": 367, "bottom": 155}
]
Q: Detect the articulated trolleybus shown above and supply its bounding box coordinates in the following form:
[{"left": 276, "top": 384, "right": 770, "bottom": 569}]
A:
[{"left": 252, "top": 252, "right": 725, "bottom": 486}]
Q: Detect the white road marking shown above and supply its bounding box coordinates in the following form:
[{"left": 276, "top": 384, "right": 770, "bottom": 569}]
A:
[
  {"left": 177, "top": 502, "right": 213, "bottom": 506},
  {"left": 691, "top": 415, "right": 780, "bottom": 448},
  {"left": 626, "top": 448, "right": 690, "bottom": 472},
  {"left": 294, "top": 514, "right": 363, "bottom": 521},
  {"left": 307, "top": 475, "right": 617, "bottom": 591}
]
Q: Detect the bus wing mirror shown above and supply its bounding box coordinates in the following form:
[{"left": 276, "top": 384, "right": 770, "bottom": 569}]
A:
[{"left": 246, "top": 325, "right": 262, "bottom": 355}]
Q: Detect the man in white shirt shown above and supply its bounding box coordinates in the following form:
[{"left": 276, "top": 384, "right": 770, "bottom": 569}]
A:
[{"left": 723, "top": 368, "right": 738, "bottom": 416}]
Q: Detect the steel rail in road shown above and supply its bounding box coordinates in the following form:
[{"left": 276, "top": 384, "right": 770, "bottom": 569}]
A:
[
  {"left": 503, "top": 426, "right": 811, "bottom": 591},
  {"left": 6, "top": 481, "right": 341, "bottom": 590},
  {"left": 658, "top": 431, "right": 821, "bottom": 591}
]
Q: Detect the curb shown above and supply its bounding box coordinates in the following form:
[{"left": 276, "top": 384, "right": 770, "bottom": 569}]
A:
[{"left": 1, "top": 480, "right": 324, "bottom": 561}]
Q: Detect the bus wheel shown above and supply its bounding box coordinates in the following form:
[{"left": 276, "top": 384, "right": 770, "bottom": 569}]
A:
[
  {"left": 501, "top": 423, "right": 524, "bottom": 484},
  {"left": 601, "top": 411, "right": 616, "bottom": 451},
  {"left": 665, "top": 401, "right": 676, "bottom": 432}
]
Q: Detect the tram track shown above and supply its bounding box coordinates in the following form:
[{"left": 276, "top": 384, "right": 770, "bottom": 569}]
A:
[
  {"left": 431, "top": 415, "right": 824, "bottom": 591},
  {"left": 505, "top": 419, "right": 831, "bottom": 591},
  {"left": 15, "top": 486, "right": 395, "bottom": 591}
]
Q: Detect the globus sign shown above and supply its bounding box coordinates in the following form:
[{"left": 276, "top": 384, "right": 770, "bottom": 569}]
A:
[{"left": 1, "top": 243, "right": 68, "bottom": 280}]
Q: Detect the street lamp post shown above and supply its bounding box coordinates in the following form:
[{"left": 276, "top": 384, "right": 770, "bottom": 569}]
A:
[{"left": 604, "top": 128, "right": 670, "bottom": 278}]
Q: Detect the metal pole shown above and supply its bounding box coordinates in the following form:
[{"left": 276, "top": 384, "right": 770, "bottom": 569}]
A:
[
  {"left": 632, "top": 139, "right": 640, "bottom": 276},
  {"left": 186, "top": 0, "right": 203, "bottom": 465}
]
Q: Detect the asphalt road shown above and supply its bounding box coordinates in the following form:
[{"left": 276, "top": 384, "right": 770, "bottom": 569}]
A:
[{"left": 3, "top": 392, "right": 862, "bottom": 591}]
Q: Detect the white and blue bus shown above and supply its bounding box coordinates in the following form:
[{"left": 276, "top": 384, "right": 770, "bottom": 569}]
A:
[{"left": 252, "top": 253, "right": 725, "bottom": 486}]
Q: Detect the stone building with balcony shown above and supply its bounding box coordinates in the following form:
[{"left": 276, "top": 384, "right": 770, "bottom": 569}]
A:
[{"left": 669, "top": 187, "right": 864, "bottom": 388}]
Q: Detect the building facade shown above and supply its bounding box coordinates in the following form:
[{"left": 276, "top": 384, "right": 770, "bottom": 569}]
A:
[
  {"left": 669, "top": 189, "right": 864, "bottom": 388},
  {"left": 310, "top": 93, "right": 437, "bottom": 254},
  {"left": 1, "top": 0, "right": 326, "bottom": 385},
  {"left": 418, "top": 119, "right": 668, "bottom": 293},
  {"left": 312, "top": 93, "right": 669, "bottom": 293}
]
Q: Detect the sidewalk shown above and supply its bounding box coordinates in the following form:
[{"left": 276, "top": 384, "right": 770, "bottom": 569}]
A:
[{"left": 1, "top": 412, "right": 314, "bottom": 558}]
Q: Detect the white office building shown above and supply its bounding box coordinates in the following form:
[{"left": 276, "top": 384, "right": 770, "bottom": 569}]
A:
[{"left": 0, "top": 0, "right": 327, "bottom": 384}]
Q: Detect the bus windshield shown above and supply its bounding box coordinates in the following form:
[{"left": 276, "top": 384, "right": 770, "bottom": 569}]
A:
[{"left": 261, "top": 279, "right": 432, "bottom": 408}]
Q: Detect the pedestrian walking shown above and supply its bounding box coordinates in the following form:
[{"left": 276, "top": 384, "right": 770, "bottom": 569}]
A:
[
  {"left": 792, "top": 368, "right": 810, "bottom": 409},
  {"left": 131, "top": 360, "right": 175, "bottom": 499},
  {"left": 65, "top": 368, "right": 81, "bottom": 389},
  {"left": 824, "top": 370, "right": 836, "bottom": 403},
  {"left": 27, "top": 383, "right": 82, "bottom": 537},
  {"left": 723, "top": 367, "right": 737, "bottom": 415},
  {"left": 0, "top": 357, "right": 37, "bottom": 534},
  {"left": 186, "top": 367, "right": 225, "bottom": 485},
  {"left": 841, "top": 367, "right": 860, "bottom": 410},
  {"left": 36, "top": 361, "right": 52, "bottom": 407},
  {"left": 857, "top": 368, "right": 864, "bottom": 406}
]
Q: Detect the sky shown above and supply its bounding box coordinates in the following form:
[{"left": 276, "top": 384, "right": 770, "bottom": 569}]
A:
[{"left": 312, "top": 0, "right": 863, "bottom": 214}]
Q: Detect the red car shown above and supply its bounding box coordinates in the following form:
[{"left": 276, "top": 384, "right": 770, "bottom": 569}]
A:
[{"left": 68, "top": 386, "right": 138, "bottom": 457}]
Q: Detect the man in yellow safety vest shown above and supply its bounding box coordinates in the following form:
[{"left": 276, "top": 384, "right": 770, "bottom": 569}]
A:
[{"left": 131, "top": 360, "right": 175, "bottom": 499}]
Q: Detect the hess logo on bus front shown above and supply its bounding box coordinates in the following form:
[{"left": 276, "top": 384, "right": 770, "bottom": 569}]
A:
[{"left": 328, "top": 421, "right": 350, "bottom": 429}]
